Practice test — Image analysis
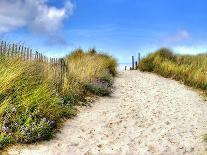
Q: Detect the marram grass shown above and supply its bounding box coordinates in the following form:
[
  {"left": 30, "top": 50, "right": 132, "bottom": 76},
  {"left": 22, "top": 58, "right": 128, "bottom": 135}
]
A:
[
  {"left": 0, "top": 49, "right": 117, "bottom": 150},
  {"left": 138, "top": 48, "right": 207, "bottom": 93}
]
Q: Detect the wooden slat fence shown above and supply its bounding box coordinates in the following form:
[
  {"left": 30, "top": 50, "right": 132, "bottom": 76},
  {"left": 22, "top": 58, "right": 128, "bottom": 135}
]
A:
[{"left": 0, "top": 41, "right": 66, "bottom": 92}]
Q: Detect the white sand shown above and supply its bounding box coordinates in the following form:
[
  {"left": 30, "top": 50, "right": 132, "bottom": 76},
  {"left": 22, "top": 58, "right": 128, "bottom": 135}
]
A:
[{"left": 7, "top": 71, "right": 207, "bottom": 155}]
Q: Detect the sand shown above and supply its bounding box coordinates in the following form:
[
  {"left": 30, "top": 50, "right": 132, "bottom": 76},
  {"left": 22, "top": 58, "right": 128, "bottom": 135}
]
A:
[{"left": 7, "top": 71, "right": 207, "bottom": 155}]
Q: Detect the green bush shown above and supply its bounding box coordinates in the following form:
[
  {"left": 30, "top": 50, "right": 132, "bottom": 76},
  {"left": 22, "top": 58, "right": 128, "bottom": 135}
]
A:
[
  {"left": 0, "top": 134, "right": 13, "bottom": 149},
  {"left": 85, "top": 83, "right": 111, "bottom": 96}
]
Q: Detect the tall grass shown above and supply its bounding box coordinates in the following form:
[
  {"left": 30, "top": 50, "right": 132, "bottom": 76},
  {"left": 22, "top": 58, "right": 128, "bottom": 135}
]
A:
[
  {"left": 138, "top": 48, "right": 207, "bottom": 93},
  {"left": 0, "top": 49, "right": 117, "bottom": 149}
]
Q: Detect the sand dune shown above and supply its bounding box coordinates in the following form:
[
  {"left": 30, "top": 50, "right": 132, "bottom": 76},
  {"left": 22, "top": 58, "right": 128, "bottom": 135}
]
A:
[{"left": 7, "top": 71, "right": 207, "bottom": 155}]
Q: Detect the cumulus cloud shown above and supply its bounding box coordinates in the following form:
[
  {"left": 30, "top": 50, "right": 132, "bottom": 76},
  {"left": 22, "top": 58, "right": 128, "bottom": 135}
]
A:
[
  {"left": 165, "top": 30, "right": 191, "bottom": 42},
  {"left": 0, "top": 0, "right": 74, "bottom": 35}
]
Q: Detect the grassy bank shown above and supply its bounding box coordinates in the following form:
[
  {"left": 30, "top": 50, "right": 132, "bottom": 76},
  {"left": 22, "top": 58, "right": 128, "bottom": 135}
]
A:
[
  {"left": 138, "top": 48, "right": 207, "bottom": 93},
  {"left": 0, "top": 49, "right": 117, "bottom": 149}
]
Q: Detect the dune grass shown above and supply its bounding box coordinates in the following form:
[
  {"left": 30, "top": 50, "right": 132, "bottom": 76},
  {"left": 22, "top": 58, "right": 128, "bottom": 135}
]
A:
[
  {"left": 0, "top": 49, "right": 117, "bottom": 149},
  {"left": 138, "top": 48, "right": 207, "bottom": 93}
]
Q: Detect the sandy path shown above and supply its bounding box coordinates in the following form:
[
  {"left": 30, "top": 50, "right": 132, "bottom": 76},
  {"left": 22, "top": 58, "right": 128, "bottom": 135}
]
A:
[{"left": 7, "top": 71, "right": 207, "bottom": 155}]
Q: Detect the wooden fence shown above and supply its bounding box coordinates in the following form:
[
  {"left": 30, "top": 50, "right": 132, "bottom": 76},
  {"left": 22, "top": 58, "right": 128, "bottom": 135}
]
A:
[
  {"left": 0, "top": 41, "right": 66, "bottom": 92},
  {"left": 124, "top": 52, "right": 141, "bottom": 70}
]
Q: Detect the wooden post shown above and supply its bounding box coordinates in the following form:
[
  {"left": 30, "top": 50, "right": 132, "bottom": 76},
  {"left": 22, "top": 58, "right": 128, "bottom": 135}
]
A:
[
  {"left": 0, "top": 41, "right": 3, "bottom": 55},
  {"left": 138, "top": 52, "right": 141, "bottom": 64},
  {"left": 11, "top": 44, "right": 15, "bottom": 57},
  {"left": 26, "top": 48, "right": 29, "bottom": 60},
  {"left": 18, "top": 45, "right": 21, "bottom": 57},
  {"left": 132, "top": 56, "right": 134, "bottom": 70},
  {"left": 14, "top": 44, "right": 18, "bottom": 57},
  {"left": 35, "top": 51, "right": 38, "bottom": 60},
  {"left": 29, "top": 49, "right": 32, "bottom": 61},
  {"left": 20, "top": 46, "right": 24, "bottom": 59},
  {"left": 125, "top": 66, "right": 127, "bottom": 71},
  {"left": 135, "top": 61, "right": 138, "bottom": 69},
  {"left": 7, "top": 44, "right": 11, "bottom": 57},
  {"left": 59, "top": 58, "right": 65, "bottom": 91}
]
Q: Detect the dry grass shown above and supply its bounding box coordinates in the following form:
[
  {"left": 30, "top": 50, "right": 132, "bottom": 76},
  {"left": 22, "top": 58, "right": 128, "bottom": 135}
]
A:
[
  {"left": 138, "top": 48, "right": 207, "bottom": 93},
  {"left": 0, "top": 48, "right": 117, "bottom": 150}
]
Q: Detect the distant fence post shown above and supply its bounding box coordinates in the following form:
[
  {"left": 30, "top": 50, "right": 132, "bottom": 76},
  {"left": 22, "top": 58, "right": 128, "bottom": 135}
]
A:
[
  {"left": 138, "top": 52, "right": 141, "bottom": 64},
  {"left": 0, "top": 41, "right": 3, "bottom": 55},
  {"left": 125, "top": 66, "right": 127, "bottom": 71},
  {"left": 132, "top": 56, "right": 134, "bottom": 70},
  {"left": 3, "top": 42, "right": 6, "bottom": 55},
  {"left": 11, "top": 44, "right": 15, "bottom": 57}
]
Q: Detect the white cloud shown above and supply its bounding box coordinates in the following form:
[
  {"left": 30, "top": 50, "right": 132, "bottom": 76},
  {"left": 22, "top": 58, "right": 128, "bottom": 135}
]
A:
[
  {"left": 0, "top": 0, "right": 74, "bottom": 34},
  {"left": 173, "top": 45, "right": 207, "bottom": 55},
  {"left": 165, "top": 30, "right": 191, "bottom": 42}
]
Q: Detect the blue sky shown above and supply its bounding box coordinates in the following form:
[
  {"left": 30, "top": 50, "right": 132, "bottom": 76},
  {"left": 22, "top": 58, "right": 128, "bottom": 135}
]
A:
[{"left": 1, "top": 0, "right": 207, "bottom": 63}]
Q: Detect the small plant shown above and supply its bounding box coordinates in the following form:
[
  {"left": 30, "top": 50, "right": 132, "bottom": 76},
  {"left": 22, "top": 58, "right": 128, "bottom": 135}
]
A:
[
  {"left": 0, "top": 134, "right": 13, "bottom": 149},
  {"left": 85, "top": 83, "right": 111, "bottom": 96},
  {"left": 100, "top": 74, "right": 113, "bottom": 87}
]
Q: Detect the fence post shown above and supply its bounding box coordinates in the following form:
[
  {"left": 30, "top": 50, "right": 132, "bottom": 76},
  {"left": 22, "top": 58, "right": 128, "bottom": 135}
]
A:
[
  {"left": 0, "top": 41, "right": 3, "bottom": 55},
  {"left": 11, "top": 44, "right": 15, "bottom": 57},
  {"left": 18, "top": 45, "right": 21, "bottom": 57},
  {"left": 7, "top": 44, "right": 11, "bottom": 57},
  {"left": 59, "top": 58, "right": 65, "bottom": 91},
  {"left": 21, "top": 46, "right": 23, "bottom": 57},
  {"left": 125, "top": 66, "right": 127, "bottom": 71},
  {"left": 132, "top": 56, "right": 134, "bottom": 70},
  {"left": 135, "top": 61, "right": 138, "bottom": 69},
  {"left": 138, "top": 52, "right": 141, "bottom": 64},
  {"left": 14, "top": 44, "right": 18, "bottom": 57},
  {"left": 29, "top": 49, "right": 32, "bottom": 61},
  {"left": 3, "top": 42, "right": 6, "bottom": 56}
]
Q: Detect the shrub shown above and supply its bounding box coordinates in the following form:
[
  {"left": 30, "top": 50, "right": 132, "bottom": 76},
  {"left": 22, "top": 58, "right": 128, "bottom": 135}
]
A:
[
  {"left": 0, "top": 134, "right": 13, "bottom": 149},
  {"left": 85, "top": 83, "right": 111, "bottom": 96}
]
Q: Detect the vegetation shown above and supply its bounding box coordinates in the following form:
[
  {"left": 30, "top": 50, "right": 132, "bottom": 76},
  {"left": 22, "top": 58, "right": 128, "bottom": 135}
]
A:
[
  {"left": 138, "top": 48, "right": 207, "bottom": 93},
  {"left": 0, "top": 49, "right": 117, "bottom": 150},
  {"left": 138, "top": 48, "right": 207, "bottom": 144}
]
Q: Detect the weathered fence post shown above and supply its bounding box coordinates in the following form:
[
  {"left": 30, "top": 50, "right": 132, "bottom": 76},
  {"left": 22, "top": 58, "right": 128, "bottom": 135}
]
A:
[
  {"left": 138, "top": 52, "right": 141, "bottom": 64},
  {"left": 3, "top": 42, "right": 7, "bottom": 55},
  {"left": 11, "top": 44, "right": 15, "bottom": 57},
  {"left": 14, "top": 44, "right": 18, "bottom": 57},
  {"left": 59, "top": 58, "right": 65, "bottom": 91},
  {"left": 125, "top": 66, "right": 127, "bottom": 71},
  {"left": 7, "top": 44, "right": 11, "bottom": 57},
  {"left": 132, "top": 56, "right": 134, "bottom": 70},
  {"left": 135, "top": 61, "right": 138, "bottom": 69},
  {"left": 29, "top": 49, "right": 32, "bottom": 61},
  {"left": 0, "top": 41, "right": 3, "bottom": 55}
]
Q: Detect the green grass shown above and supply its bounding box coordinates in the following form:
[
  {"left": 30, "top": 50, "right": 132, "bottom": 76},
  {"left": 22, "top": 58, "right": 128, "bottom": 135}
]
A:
[
  {"left": 138, "top": 48, "right": 207, "bottom": 93},
  {"left": 0, "top": 49, "right": 117, "bottom": 150}
]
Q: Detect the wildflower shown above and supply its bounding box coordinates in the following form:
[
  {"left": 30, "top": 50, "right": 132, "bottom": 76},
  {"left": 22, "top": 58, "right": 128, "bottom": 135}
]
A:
[
  {"left": 41, "top": 117, "right": 47, "bottom": 123},
  {"left": 2, "top": 126, "right": 9, "bottom": 132}
]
